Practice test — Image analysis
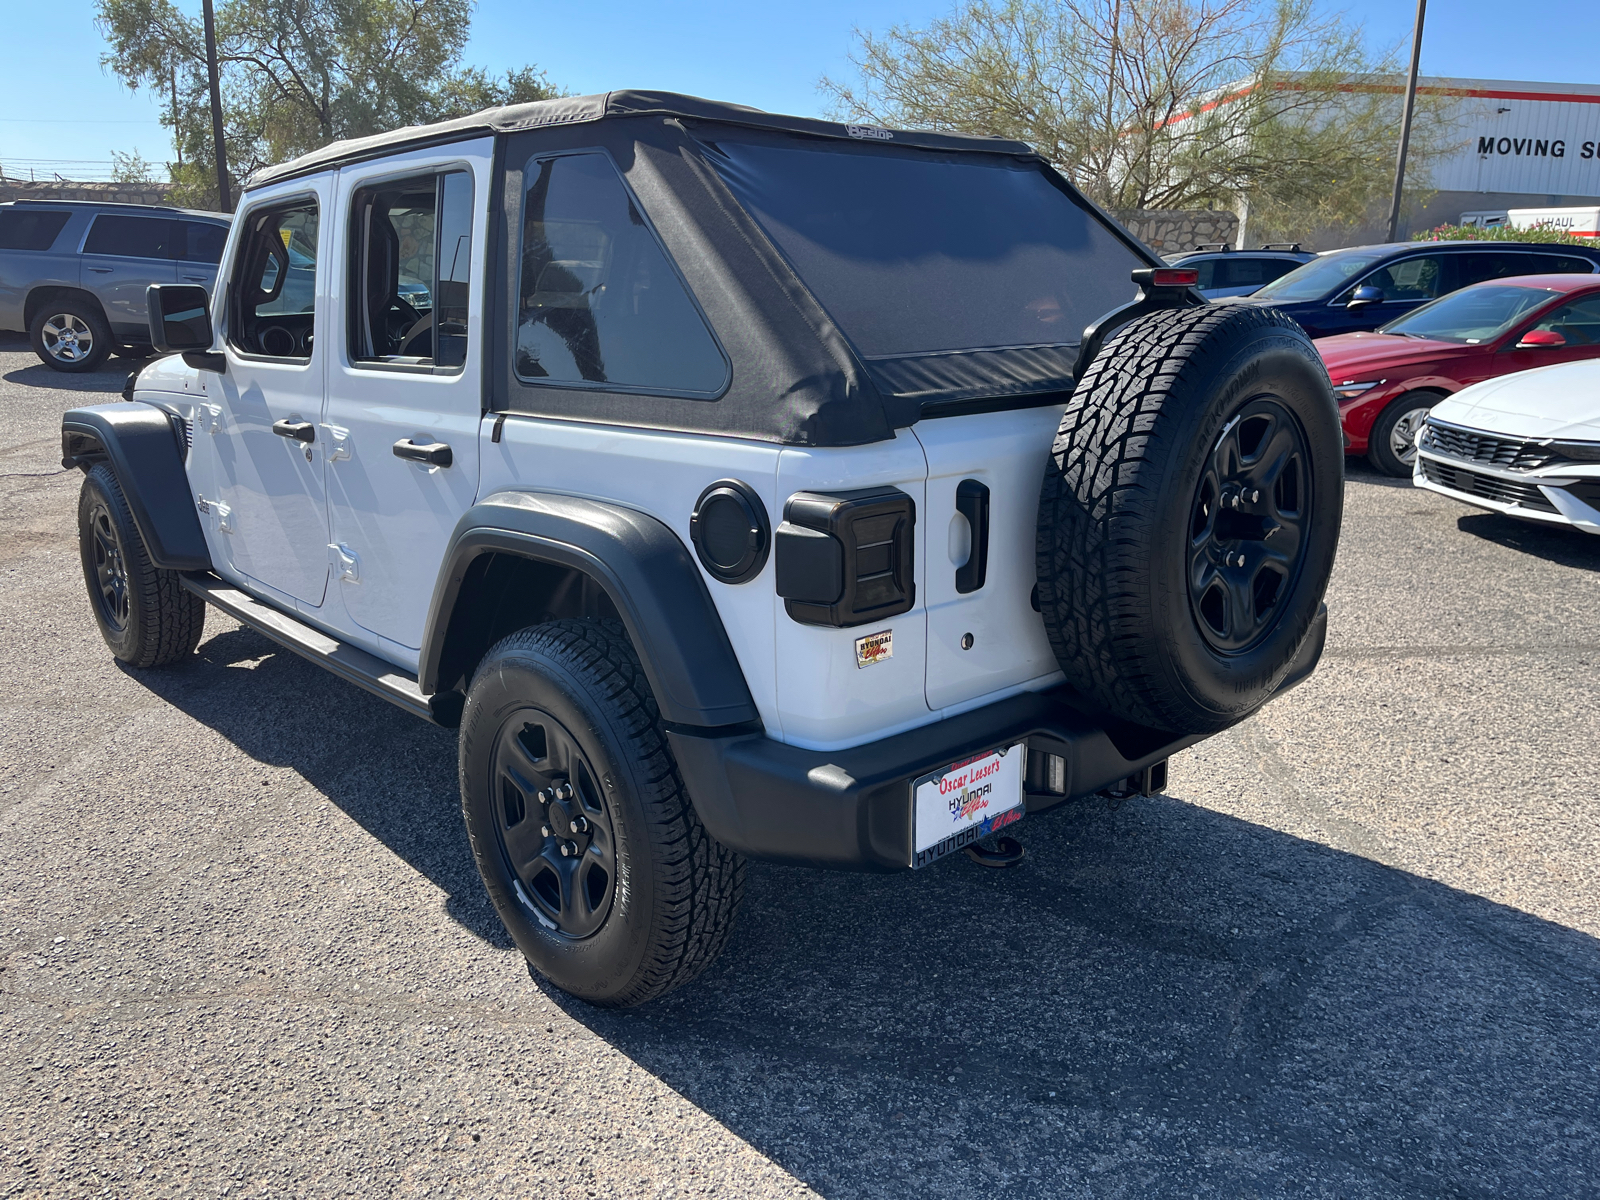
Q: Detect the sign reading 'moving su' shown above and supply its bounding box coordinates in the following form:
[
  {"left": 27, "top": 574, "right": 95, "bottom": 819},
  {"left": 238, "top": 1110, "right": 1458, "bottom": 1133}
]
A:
[{"left": 1421, "top": 78, "right": 1600, "bottom": 195}]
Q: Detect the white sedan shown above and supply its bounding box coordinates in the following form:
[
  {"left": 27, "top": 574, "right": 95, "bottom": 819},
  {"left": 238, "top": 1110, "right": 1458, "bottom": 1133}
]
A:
[{"left": 1413, "top": 358, "right": 1600, "bottom": 534}]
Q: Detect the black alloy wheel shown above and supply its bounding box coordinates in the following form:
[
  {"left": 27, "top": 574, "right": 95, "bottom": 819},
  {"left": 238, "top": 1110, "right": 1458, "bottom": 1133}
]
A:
[
  {"left": 86, "top": 498, "right": 131, "bottom": 634},
  {"left": 491, "top": 709, "right": 616, "bottom": 939},
  {"left": 1187, "top": 397, "right": 1311, "bottom": 654}
]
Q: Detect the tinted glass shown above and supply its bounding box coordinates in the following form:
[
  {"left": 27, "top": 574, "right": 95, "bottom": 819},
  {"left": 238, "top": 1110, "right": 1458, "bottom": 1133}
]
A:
[
  {"left": 1527, "top": 292, "right": 1600, "bottom": 345},
  {"left": 1455, "top": 251, "right": 1543, "bottom": 287},
  {"left": 1251, "top": 250, "right": 1383, "bottom": 302},
  {"left": 1524, "top": 253, "right": 1596, "bottom": 276},
  {"left": 516, "top": 152, "right": 725, "bottom": 393},
  {"left": 0, "top": 209, "right": 70, "bottom": 251},
  {"left": 705, "top": 136, "right": 1142, "bottom": 357},
  {"left": 1381, "top": 284, "right": 1553, "bottom": 343},
  {"left": 1217, "top": 257, "right": 1273, "bottom": 288},
  {"left": 1357, "top": 256, "right": 1443, "bottom": 303},
  {"left": 1190, "top": 259, "right": 1216, "bottom": 289},
  {"left": 181, "top": 220, "right": 227, "bottom": 263},
  {"left": 82, "top": 214, "right": 179, "bottom": 259}
]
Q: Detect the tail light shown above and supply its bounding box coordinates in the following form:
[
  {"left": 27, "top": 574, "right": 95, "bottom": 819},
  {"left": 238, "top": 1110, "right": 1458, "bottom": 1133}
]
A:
[{"left": 775, "top": 488, "right": 916, "bottom": 627}]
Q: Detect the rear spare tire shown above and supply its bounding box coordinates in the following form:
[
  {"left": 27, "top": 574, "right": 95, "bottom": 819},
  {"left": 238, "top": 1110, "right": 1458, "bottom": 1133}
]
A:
[{"left": 1037, "top": 304, "right": 1342, "bottom": 734}]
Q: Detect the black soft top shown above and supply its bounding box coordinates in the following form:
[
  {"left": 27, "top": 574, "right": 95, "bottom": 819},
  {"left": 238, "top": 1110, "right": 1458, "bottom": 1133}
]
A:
[
  {"left": 246, "top": 93, "right": 1152, "bottom": 447},
  {"left": 247, "top": 91, "right": 1036, "bottom": 189}
]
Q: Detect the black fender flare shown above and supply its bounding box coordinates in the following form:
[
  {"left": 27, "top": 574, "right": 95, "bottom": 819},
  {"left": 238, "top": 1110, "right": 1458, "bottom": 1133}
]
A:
[
  {"left": 60, "top": 401, "right": 211, "bottom": 572},
  {"left": 419, "top": 491, "right": 760, "bottom": 731}
]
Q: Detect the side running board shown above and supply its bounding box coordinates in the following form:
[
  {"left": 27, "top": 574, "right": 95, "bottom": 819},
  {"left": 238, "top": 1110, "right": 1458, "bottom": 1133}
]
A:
[{"left": 180, "top": 573, "right": 438, "bottom": 724}]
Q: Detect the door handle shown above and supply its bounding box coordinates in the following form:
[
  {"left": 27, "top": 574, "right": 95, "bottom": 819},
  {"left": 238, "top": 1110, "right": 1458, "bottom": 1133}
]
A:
[
  {"left": 271, "top": 418, "right": 316, "bottom": 443},
  {"left": 393, "top": 438, "right": 452, "bottom": 468},
  {"left": 955, "top": 478, "right": 990, "bottom": 594},
  {"left": 182, "top": 274, "right": 209, "bottom": 282},
  {"left": 87, "top": 266, "right": 113, "bottom": 274}
]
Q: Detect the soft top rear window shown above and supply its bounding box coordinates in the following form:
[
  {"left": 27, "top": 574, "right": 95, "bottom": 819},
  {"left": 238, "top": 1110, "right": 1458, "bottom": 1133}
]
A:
[{"left": 699, "top": 133, "right": 1142, "bottom": 360}]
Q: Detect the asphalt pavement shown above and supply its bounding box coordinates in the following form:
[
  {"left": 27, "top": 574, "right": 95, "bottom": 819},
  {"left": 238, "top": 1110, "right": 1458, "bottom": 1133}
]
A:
[{"left": 2, "top": 334, "right": 1597, "bottom": 1199}]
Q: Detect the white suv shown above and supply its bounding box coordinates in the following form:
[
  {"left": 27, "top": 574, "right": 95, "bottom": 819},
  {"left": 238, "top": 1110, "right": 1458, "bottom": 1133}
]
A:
[{"left": 60, "top": 92, "right": 1343, "bottom": 1006}]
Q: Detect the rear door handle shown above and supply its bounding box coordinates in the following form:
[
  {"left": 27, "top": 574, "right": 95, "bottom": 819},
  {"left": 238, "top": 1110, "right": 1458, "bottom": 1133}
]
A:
[
  {"left": 955, "top": 478, "right": 990, "bottom": 594},
  {"left": 182, "top": 274, "right": 209, "bottom": 282},
  {"left": 271, "top": 418, "right": 315, "bottom": 443},
  {"left": 393, "top": 438, "right": 452, "bottom": 467},
  {"left": 87, "top": 266, "right": 113, "bottom": 274}
]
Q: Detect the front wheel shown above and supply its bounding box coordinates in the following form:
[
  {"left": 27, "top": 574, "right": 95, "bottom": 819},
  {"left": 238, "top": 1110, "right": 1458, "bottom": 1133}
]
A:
[
  {"left": 1367, "top": 391, "right": 1437, "bottom": 477},
  {"left": 77, "top": 464, "right": 205, "bottom": 667},
  {"left": 458, "top": 619, "right": 745, "bottom": 1007}
]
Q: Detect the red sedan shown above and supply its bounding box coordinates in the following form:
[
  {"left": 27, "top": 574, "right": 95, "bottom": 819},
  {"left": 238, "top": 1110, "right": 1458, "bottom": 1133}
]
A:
[{"left": 1318, "top": 273, "right": 1600, "bottom": 475}]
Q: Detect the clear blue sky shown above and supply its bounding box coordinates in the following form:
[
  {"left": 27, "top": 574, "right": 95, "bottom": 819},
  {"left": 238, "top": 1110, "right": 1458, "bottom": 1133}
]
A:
[{"left": 1, "top": 0, "right": 1591, "bottom": 179}]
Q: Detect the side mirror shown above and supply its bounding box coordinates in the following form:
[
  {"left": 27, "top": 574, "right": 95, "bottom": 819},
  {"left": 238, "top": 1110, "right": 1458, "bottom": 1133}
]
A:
[
  {"left": 1516, "top": 328, "right": 1566, "bottom": 348},
  {"left": 147, "top": 284, "right": 224, "bottom": 372},
  {"left": 1346, "top": 285, "right": 1384, "bottom": 309}
]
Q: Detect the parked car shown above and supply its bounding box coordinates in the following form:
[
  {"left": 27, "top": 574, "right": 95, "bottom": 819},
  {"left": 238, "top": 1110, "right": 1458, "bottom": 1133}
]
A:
[
  {"left": 1319, "top": 273, "right": 1600, "bottom": 475},
  {"left": 1162, "top": 244, "right": 1314, "bottom": 298},
  {"left": 1230, "top": 241, "right": 1600, "bottom": 339},
  {"left": 59, "top": 91, "right": 1343, "bottom": 1007},
  {"left": 1414, "top": 358, "right": 1600, "bottom": 533},
  {"left": 0, "top": 199, "right": 230, "bottom": 373}
]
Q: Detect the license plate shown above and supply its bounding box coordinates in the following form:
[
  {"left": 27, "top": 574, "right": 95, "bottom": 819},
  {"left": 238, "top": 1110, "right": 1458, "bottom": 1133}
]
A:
[{"left": 911, "top": 743, "right": 1025, "bottom": 868}]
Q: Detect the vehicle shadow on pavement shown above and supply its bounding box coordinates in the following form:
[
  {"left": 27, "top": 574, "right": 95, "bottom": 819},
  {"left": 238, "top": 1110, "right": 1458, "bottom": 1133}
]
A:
[
  {"left": 130, "top": 624, "right": 515, "bottom": 948},
  {"left": 569, "top": 792, "right": 1600, "bottom": 1198},
  {"left": 1456, "top": 511, "right": 1600, "bottom": 571},
  {"left": 133, "top": 622, "right": 1600, "bottom": 1198}
]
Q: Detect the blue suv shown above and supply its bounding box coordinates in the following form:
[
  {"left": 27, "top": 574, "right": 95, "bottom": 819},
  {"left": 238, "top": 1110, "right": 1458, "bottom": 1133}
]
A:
[
  {"left": 1230, "top": 240, "right": 1600, "bottom": 338},
  {"left": 0, "top": 200, "right": 230, "bottom": 373}
]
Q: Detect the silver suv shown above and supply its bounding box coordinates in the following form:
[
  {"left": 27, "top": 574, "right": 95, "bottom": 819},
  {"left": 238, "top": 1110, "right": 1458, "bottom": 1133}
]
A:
[{"left": 0, "top": 200, "right": 230, "bottom": 373}]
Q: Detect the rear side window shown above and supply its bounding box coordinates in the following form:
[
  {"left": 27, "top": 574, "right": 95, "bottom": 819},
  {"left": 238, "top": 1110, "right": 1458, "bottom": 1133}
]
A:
[
  {"left": 1528, "top": 292, "right": 1600, "bottom": 345},
  {"left": 349, "top": 168, "right": 474, "bottom": 369},
  {"left": 1218, "top": 257, "right": 1296, "bottom": 289},
  {"left": 702, "top": 136, "right": 1143, "bottom": 358},
  {"left": 515, "top": 152, "right": 726, "bottom": 394},
  {"left": 83, "top": 214, "right": 180, "bottom": 260},
  {"left": 181, "top": 221, "right": 227, "bottom": 264},
  {"left": 1525, "top": 254, "right": 1596, "bottom": 276},
  {"left": 0, "top": 209, "right": 70, "bottom": 251}
]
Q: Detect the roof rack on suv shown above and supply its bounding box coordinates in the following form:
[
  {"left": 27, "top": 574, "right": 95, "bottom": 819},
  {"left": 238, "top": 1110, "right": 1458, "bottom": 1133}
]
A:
[
  {"left": 3, "top": 198, "right": 191, "bottom": 215},
  {"left": 1192, "top": 242, "right": 1232, "bottom": 251},
  {"left": 1260, "top": 242, "right": 1302, "bottom": 251}
]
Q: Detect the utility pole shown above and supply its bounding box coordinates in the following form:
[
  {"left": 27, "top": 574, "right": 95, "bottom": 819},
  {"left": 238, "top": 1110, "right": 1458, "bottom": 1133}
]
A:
[
  {"left": 201, "top": 0, "right": 230, "bottom": 211},
  {"left": 1385, "top": 0, "right": 1426, "bottom": 243},
  {"left": 170, "top": 62, "right": 182, "bottom": 167}
]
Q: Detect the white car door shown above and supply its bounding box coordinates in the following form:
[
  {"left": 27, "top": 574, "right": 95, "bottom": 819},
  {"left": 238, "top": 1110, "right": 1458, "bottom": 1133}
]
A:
[
  {"left": 209, "top": 177, "right": 333, "bottom": 609},
  {"left": 321, "top": 142, "right": 492, "bottom": 660}
]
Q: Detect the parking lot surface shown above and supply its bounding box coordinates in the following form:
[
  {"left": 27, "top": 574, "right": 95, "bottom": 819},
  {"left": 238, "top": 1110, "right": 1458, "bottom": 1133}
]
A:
[{"left": 2, "top": 335, "right": 1597, "bottom": 1198}]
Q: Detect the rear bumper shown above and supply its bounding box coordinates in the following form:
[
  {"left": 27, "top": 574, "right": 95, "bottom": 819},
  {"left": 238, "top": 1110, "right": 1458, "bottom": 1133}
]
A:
[{"left": 671, "top": 605, "right": 1327, "bottom": 871}]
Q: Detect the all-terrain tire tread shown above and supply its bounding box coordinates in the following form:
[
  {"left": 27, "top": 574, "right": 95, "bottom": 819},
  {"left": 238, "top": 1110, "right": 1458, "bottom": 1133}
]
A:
[
  {"left": 81, "top": 464, "right": 205, "bottom": 668},
  {"left": 470, "top": 618, "right": 744, "bottom": 1007},
  {"left": 1036, "top": 303, "right": 1310, "bottom": 731}
]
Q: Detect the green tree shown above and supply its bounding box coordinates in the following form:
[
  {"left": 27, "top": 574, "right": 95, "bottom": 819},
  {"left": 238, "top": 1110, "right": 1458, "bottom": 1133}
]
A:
[
  {"left": 821, "top": 0, "right": 1450, "bottom": 240},
  {"left": 96, "top": 0, "right": 562, "bottom": 209},
  {"left": 110, "top": 149, "right": 158, "bottom": 185}
]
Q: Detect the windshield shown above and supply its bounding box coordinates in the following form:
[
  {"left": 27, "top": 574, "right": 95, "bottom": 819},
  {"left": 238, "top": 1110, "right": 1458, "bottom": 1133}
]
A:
[
  {"left": 700, "top": 134, "right": 1144, "bottom": 358},
  {"left": 1251, "top": 250, "right": 1384, "bottom": 303},
  {"left": 1381, "top": 284, "right": 1554, "bottom": 344}
]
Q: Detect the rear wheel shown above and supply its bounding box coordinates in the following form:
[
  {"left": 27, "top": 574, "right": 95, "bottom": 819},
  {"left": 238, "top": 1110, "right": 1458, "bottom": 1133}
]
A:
[
  {"left": 1037, "top": 303, "right": 1343, "bottom": 734},
  {"left": 30, "top": 299, "right": 113, "bottom": 373},
  {"left": 1367, "top": 391, "right": 1437, "bottom": 477},
  {"left": 77, "top": 464, "right": 205, "bottom": 667},
  {"left": 458, "top": 619, "right": 744, "bottom": 1007}
]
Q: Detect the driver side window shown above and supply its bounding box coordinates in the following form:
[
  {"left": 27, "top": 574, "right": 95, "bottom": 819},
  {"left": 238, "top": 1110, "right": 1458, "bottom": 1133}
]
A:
[
  {"left": 1360, "top": 256, "right": 1442, "bottom": 303},
  {"left": 228, "top": 199, "right": 319, "bottom": 359},
  {"left": 347, "top": 169, "right": 474, "bottom": 370}
]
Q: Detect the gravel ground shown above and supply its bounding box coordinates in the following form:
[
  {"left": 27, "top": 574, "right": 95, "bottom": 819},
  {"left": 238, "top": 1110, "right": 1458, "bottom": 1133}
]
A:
[{"left": 2, "top": 335, "right": 1597, "bottom": 1199}]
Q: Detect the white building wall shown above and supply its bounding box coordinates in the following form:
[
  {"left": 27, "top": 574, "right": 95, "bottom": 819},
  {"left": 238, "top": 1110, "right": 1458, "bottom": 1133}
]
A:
[{"left": 1420, "top": 79, "right": 1600, "bottom": 197}]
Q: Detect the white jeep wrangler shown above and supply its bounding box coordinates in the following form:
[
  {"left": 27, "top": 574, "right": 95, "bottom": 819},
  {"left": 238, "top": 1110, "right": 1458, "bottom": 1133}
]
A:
[{"left": 61, "top": 92, "right": 1342, "bottom": 1007}]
